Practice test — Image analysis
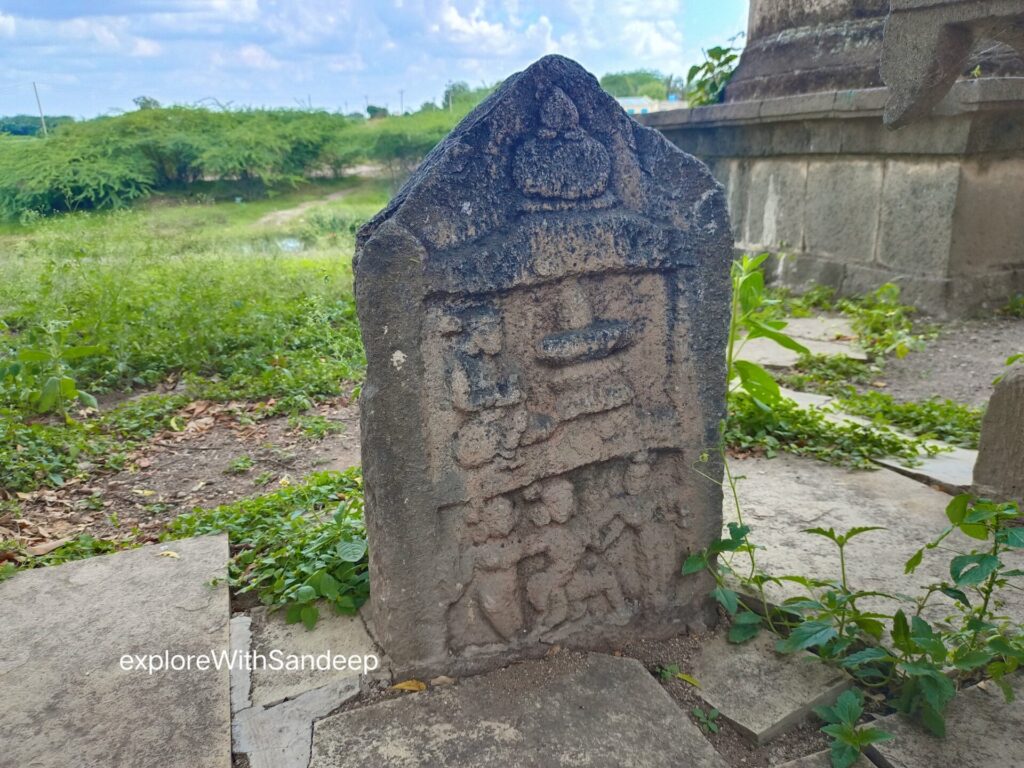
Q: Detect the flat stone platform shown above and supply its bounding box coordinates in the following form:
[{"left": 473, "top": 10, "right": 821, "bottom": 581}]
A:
[
  {"left": 310, "top": 653, "right": 728, "bottom": 768},
  {"left": 0, "top": 535, "right": 231, "bottom": 768}
]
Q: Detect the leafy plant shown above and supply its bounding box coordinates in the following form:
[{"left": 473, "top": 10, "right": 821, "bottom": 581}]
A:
[
  {"left": 691, "top": 706, "right": 721, "bottom": 734},
  {"left": 836, "top": 284, "right": 933, "bottom": 359},
  {"left": 814, "top": 689, "right": 893, "bottom": 768},
  {"left": 834, "top": 392, "right": 983, "bottom": 449},
  {"left": 726, "top": 393, "right": 940, "bottom": 469},
  {"left": 227, "top": 455, "right": 254, "bottom": 474},
  {"left": 779, "top": 354, "right": 873, "bottom": 397},
  {"left": 4, "top": 320, "right": 101, "bottom": 419},
  {"left": 688, "top": 496, "right": 1024, "bottom": 742},
  {"left": 289, "top": 413, "right": 344, "bottom": 440},
  {"left": 164, "top": 468, "right": 367, "bottom": 629},
  {"left": 728, "top": 253, "right": 809, "bottom": 410},
  {"left": 1002, "top": 293, "right": 1024, "bottom": 318},
  {"left": 686, "top": 45, "right": 740, "bottom": 107},
  {"left": 657, "top": 662, "right": 701, "bottom": 688}
]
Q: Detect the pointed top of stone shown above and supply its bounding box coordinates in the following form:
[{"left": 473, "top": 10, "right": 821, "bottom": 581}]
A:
[{"left": 357, "top": 54, "right": 728, "bottom": 261}]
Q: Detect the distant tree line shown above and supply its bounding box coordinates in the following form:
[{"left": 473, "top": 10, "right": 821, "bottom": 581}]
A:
[
  {"left": 0, "top": 53, "right": 745, "bottom": 219},
  {"left": 0, "top": 83, "right": 497, "bottom": 218},
  {"left": 0, "top": 114, "right": 75, "bottom": 136}
]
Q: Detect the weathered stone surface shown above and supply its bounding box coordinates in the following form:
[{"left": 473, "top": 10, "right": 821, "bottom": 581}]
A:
[
  {"left": 804, "top": 160, "right": 882, "bottom": 264},
  {"left": 777, "top": 750, "right": 871, "bottom": 767},
  {"left": 867, "top": 675, "right": 1024, "bottom": 768},
  {"left": 309, "top": 653, "right": 728, "bottom": 768},
  {"left": 0, "top": 535, "right": 231, "bottom": 768},
  {"left": 230, "top": 614, "right": 254, "bottom": 713},
  {"left": 738, "top": 336, "right": 867, "bottom": 369},
  {"left": 688, "top": 631, "right": 849, "bottom": 744},
  {"left": 974, "top": 366, "right": 1024, "bottom": 506},
  {"left": 355, "top": 55, "right": 732, "bottom": 676},
  {"left": 875, "top": 445, "right": 977, "bottom": 495},
  {"left": 784, "top": 316, "right": 856, "bottom": 343},
  {"left": 882, "top": 0, "right": 1024, "bottom": 126},
  {"left": 248, "top": 606, "right": 381, "bottom": 707},
  {"left": 234, "top": 677, "right": 361, "bottom": 768}
]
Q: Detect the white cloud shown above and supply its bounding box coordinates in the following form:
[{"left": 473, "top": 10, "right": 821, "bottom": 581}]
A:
[
  {"left": 237, "top": 44, "right": 280, "bottom": 70},
  {"left": 621, "top": 19, "right": 682, "bottom": 59},
  {"left": 326, "top": 53, "right": 365, "bottom": 73},
  {"left": 131, "top": 36, "right": 162, "bottom": 56},
  {"left": 0, "top": 13, "right": 15, "bottom": 37}
]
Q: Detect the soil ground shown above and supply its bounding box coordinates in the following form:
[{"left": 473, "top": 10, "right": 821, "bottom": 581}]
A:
[
  {"left": 4, "top": 397, "right": 360, "bottom": 553},
  {"left": 871, "top": 316, "right": 1024, "bottom": 407}
]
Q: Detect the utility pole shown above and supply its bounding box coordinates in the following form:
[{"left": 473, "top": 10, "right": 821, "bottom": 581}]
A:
[
  {"left": 32, "top": 82, "right": 48, "bottom": 137},
  {"left": 399, "top": 89, "right": 404, "bottom": 115}
]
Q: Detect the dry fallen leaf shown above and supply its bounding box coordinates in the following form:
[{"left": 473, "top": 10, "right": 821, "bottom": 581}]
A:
[
  {"left": 137, "top": 458, "right": 152, "bottom": 468},
  {"left": 429, "top": 676, "right": 456, "bottom": 687},
  {"left": 390, "top": 679, "right": 427, "bottom": 693},
  {"left": 157, "top": 551, "right": 180, "bottom": 559},
  {"left": 27, "top": 538, "right": 72, "bottom": 556}
]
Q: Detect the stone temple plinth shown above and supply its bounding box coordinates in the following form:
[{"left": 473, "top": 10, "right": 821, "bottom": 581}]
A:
[{"left": 642, "top": 0, "right": 1024, "bottom": 316}]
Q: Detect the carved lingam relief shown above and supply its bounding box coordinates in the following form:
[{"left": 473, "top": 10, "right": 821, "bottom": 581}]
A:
[{"left": 355, "top": 55, "right": 732, "bottom": 676}]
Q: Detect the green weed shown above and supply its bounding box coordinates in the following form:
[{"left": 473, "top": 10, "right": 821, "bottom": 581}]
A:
[
  {"left": 835, "top": 391, "right": 983, "bottom": 449},
  {"left": 164, "top": 468, "right": 367, "bottom": 629}
]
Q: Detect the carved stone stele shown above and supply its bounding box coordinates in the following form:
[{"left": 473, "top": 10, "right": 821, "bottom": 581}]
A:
[{"left": 355, "top": 55, "right": 733, "bottom": 677}]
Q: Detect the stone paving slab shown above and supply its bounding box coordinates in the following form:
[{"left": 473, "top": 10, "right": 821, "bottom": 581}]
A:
[
  {"left": 724, "top": 455, "right": 1024, "bottom": 626},
  {"left": 867, "top": 675, "right": 1024, "bottom": 768},
  {"left": 777, "top": 750, "right": 871, "bottom": 767},
  {"left": 778, "top": 386, "right": 979, "bottom": 491},
  {"left": 688, "top": 631, "right": 849, "bottom": 744},
  {"left": 309, "top": 653, "right": 728, "bottom": 768},
  {"left": 0, "top": 535, "right": 231, "bottom": 768},
  {"left": 233, "top": 677, "right": 361, "bottom": 768},
  {"left": 738, "top": 336, "right": 868, "bottom": 368},
  {"left": 784, "top": 316, "right": 857, "bottom": 343},
  {"left": 874, "top": 445, "right": 976, "bottom": 494},
  {"left": 248, "top": 605, "right": 381, "bottom": 707}
]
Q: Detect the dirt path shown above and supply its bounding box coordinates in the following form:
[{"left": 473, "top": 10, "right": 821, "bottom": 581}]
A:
[
  {"left": 257, "top": 188, "right": 355, "bottom": 227},
  {"left": 5, "top": 398, "right": 361, "bottom": 551},
  {"left": 871, "top": 317, "right": 1024, "bottom": 406}
]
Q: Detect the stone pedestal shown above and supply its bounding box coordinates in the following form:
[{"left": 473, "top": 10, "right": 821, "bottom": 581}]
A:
[
  {"left": 355, "top": 55, "right": 732, "bottom": 678},
  {"left": 641, "top": 0, "right": 1024, "bottom": 316}
]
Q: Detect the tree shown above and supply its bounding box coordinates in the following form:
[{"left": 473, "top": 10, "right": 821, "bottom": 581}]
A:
[
  {"left": 599, "top": 70, "right": 666, "bottom": 98},
  {"left": 366, "top": 105, "right": 389, "bottom": 120},
  {"left": 133, "top": 96, "right": 162, "bottom": 110}
]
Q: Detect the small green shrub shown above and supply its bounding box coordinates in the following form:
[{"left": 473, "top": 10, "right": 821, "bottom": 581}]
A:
[
  {"left": 726, "top": 392, "right": 940, "bottom": 469},
  {"left": 165, "top": 468, "right": 367, "bottom": 629},
  {"left": 835, "top": 391, "right": 983, "bottom": 449}
]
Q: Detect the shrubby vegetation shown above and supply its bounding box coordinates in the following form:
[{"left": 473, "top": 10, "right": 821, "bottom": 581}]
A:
[
  {"left": 0, "top": 83, "right": 494, "bottom": 218},
  {"left": 0, "top": 114, "right": 74, "bottom": 136},
  {"left": 0, "top": 180, "right": 387, "bottom": 494}
]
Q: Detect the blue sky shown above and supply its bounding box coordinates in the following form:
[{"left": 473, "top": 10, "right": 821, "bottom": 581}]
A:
[{"left": 0, "top": 1, "right": 748, "bottom": 118}]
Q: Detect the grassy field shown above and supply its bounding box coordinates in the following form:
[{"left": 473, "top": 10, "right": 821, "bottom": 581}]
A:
[{"left": 0, "top": 176, "right": 387, "bottom": 494}]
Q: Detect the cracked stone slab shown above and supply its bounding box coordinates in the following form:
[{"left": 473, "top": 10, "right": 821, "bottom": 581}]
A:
[
  {"left": 230, "top": 615, "right": 253, "bottom": 714},
  {"left": 233, "top": 677, "right": 361, "bottom": 768},
  {"left": 866, "top": 675, "right": 1024, "bottom": 768},
  {"left": 309, "top": 653, "right": 728, "bottom": 768},
  {"left": 248, "top": 606, "right": 381, "bottom": 707},
  {"left": 687, "top": 631, "right": 849, "bottom": 744},
  {"left": 0, "top": 535, "right": 231, "bottom": 768},
  {"left": 724, "top": 455, "right": 1024, "bottom": 627}
]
